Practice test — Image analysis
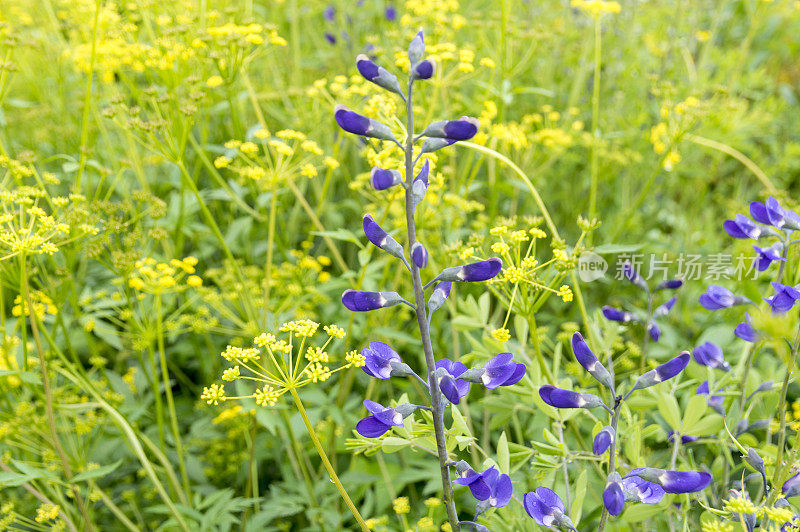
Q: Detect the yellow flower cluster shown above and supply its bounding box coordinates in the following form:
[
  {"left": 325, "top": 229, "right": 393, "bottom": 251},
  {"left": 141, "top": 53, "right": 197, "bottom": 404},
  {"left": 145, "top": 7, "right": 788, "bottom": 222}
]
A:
[
  {"left": 571, "top": 0, "right": 622, "bottom": 17},
  {"left": 650, "top": 96, "right": 703, "bottom": 171},
  {"left": 204, "top": 321, "right": 356, "bottom": 410},
  {"left": 12, "top": 291, "right": 57, "bottom": 320},
  {"left": 393, "top": 496, "right": 411, "bottom": 514},
  {"left": 34, "top": 503, "right": 59, "bottom": 523},
  {"left": 127, "top": 256, "right": 202, "bottom": 293}
]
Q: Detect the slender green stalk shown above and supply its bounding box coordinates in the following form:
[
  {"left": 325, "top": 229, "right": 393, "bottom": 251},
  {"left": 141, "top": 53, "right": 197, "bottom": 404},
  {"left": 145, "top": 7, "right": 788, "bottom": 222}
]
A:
[
  {"left": 155, "top": 294, "right": 191, "bottom": 498},
  {"left": 587, "top": 17, "right": 602, "bottom": 242},
  {"left": 770, "top": 324, "right": 800, "bottom": 497},
  {"left": 74, "top": 0, "right": 101, "bottom": 191},
  {"left": 289, "top": 388, "right": 369, "bottom": 531},
  {"left": 597, "top": 402, "right": 621, "bottom": 532},
  {"left": 404, "top": 79, "right": 460, "bottom": 532}
]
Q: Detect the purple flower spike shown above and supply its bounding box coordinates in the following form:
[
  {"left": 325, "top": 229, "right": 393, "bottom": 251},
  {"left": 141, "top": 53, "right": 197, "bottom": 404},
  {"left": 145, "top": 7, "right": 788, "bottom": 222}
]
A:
[
  {"left": 411, "top": 242, "right": 429, "bottom": 268},
  {"left": 724, "top": 214, "right": 763, "bottom": 240},
  {"left": 356, "top": 54, "right": 403, "bottom": 96},
  {"left": 356, "top": 400, "right": 416, "bottom": 438},
  {"left": 421, "top": 116, "right": 480, "bottom": 141},
  {"left": 753, "top": 242, "right": 785, "bottom": 271},
  {"left": 621, "top": 476, "right": 665, "bottom": 504},
  {"left": 370, "top": 166, "right": 402, "bottom": 190},
  {"left": 625, "top": 468, "right": 712, "bottom": 494},
  {"left": 524, "top": 487, "right": 575, "bottom": 529},
  {"left": 408, "top": 30, "right": 425, "bottom": 64},
  {"left": 334, "top": 105, "right": 397, "bottom": 142},
  {"left": 700, "top": 285, "right": 749, "bottom": 310},
  {"left": 735, "top": 312, "right": 759, "bottom": 343},
  {"left": 428, "top": 281, "right": 452, "bottom": 315},
  {"left": 363, "top": 214, "right": 405, "bottom": 261},
  {"left": 656, "top": 279, "right": 683, "bottom": 290},
  {"left": 572, "top": 332, "right": 614, "bottom": 390},
  {"left": 360, "top": 341, "right": 400, "bottom": 379},
  {"left": 603, "top": 475, "right": 625, "bottom": 516},
  {"left": 436, "top": 358, "right": 471, "bottom": 404},
  {"left": 412, "top": 59, "right": 436, "bottom": 80},
  {"left": 693, "top": 342, "right": 730, "bottom": 371},
  {"left": 539, "top": 385, "right": 607, "bottom": 410},
  {"left": 783, "top": 472, "right": 800, "bottom": 498},
  {"left": 480, "top": 353, "right": 526, "bottom": 389},
  {"left": 593, "top": 426, "right": 615, "bottom": 455},
  {"left": 436, "top": 257, "right": 502, "bottom": 283},
  {"left": 602, "top": 305, "right": 636, "bottom": 323},
  {"left": 341, "top": 289, "right": 405, "bottom": 311},
  {"left": 764, "top": 282, "right": 800, "bottom": 314},
  {"left": 628, "top": 352, "right": 690, "bottom": 394}
]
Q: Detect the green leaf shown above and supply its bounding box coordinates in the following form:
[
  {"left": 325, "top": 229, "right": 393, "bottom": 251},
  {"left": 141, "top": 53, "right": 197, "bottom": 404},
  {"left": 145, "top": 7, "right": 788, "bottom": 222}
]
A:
[
  {"left": 381, "top": 437, "right": 410, "bottom": 454},
  {"left": 571, "top": 469, "right": 588, "bottom": 524},
  {"left": 72, "top": 460, "right": 123, "bottom": 482},
  {"left": 682, "top": 394, "right": 709, "bottom": 433},
  {"left": 497, "top": 431, "right": 509, "bottom": 474},
  {"left": 451, "top": 407, "right": 471, "bottom": 437},
  {"left": 658, "top": 393, "right": 681, "bottom": 430},
  {"left": 0, "top": 472, "right": 34, "bottom": 487}
]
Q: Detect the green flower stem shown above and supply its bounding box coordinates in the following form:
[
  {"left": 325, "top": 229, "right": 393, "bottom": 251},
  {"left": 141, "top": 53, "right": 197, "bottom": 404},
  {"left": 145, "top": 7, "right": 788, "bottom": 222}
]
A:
[
  {"left": 770, "top": 323, "right": 800, "bottom": 500},
  {"left": 74, "top": 0, "right": 100, "bottom": 192},
  {"left": 404, "top": 79, "right": 460, "bottom": 532},
  {"left": 588, "top": 16, "right": 602, "bottom": 244},
  {"left": 154, "top": 294, "right": 191, "bottom": 499},
  {"left": 289, "top": 388, "right": 369, "bottom": 532}
]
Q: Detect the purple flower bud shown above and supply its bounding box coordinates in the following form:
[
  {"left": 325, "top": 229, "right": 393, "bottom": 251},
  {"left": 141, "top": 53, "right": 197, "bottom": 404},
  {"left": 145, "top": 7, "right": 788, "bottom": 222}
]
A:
[
  {"left": 384, "top": 5, "right": 397, "bottom": 21},
  {"left": 783, "top": 472, "right": 800, "bottom": 498},
  {"left": 764, "top": 282, "right": 800, "bottom": 314},
  {"left": 753, "top": 242, "right": 785, "bottom": 272},
  {"left": 539, "top": 385, "right": 607, "bottom": 410},
  {"left": 735, "top": 312, "right": 759, "bottom": 343},
  {"left": 428, "top": 281, "right": 451, "bottom": 315},
  {"left": 654, "top": 297, "right": 676, "bottom": 318},
  {"left": 745, "top": 448, "right": 766, "bottom": 481},
  {"left": 436, "top": 257, "right": 502, "bottom": 283},
  {"left": 411, "top": 242, "right": 428, "bottom": 268},
  {"left": 408, "top": 30, "right": 424, "bottom": 64},
  {"left": 656, "top": 279, "right": 683, "bottom": 290},
  {"left": 667, "top": 431, "right": 698, "bottom": 444},
  {"left": 628, "top": 352, "right": 690, "bottom": 394},
  {"left": 621, "top": 476, "right": 665, "bottom": 504},
  {"left": 356, "top": 400, "right": 416, "bottom": 438},
  {"left": 436, "top": 358, "right": 470, "bottom": 404},
  {"left": 699, "top": 285, "right": 749, "bottom": 310},
  {"left": 622, "top": 260, "right": 648, "bottom": 290},
  {"left": 724, "top": 214, "right": 763, "bottom": 239},
  {"left": 360, "top": 341, "right": 400, "bottom": 379},
  {"left": 410, "top": 161, "right": 429, "bottom": 210},
  {"left": 625, "top": 468, "right": 712, "bottom": 494},
  {"left": 323, "top": 5, "right": 335, "bottom": 21},
  {"left": 602, "top": 305, "right": 636, "bottom": 323},
  {"left": 421, "top": 116, "right": 480, "bottom": 141},
  {"left": 363, "top": 214, "right": 405, "bottom": 260},
  {"left": 692, "top": 342, "right": 730, "bottom": 371},
  {"left": 420, "top": 137, "right": 457, "bottom": 154},
  {"left": 572, "top": 332, "right": 614, "bottom": 390},
  {"left": 356, "top": 54, "right": 404, "bottom": 96},
  {"left": 524, "top": 487, "right": 574, "bottom": 529},
  {"left": 341, "top": 289, "right": 405, "bottom": 311},
  {"left": 370, "top": 166, "right": 402, "bottom": 190},
  {"left": 603, "top": 475, "right": 625, "bottom": 516},
  {"left": 415, "top": 159, "right": 429, "bottom": 186},
  {"left": 478, "top": 353, "right": 526, "bottom": 389},
  {"left": 325, "top": 32, "right": 336, "bottom": 45},
  {"left": 647, "top": 322, "right": 661, "bottom": 342},
  {"left": 593, "top": 426, "right": 615, "bottom": 455},
  {"left": 334, "top": 104, "right": 397, "bottom": 142},
  {"left": 412, "top": 59, "right": 436, "bottom": 80}
]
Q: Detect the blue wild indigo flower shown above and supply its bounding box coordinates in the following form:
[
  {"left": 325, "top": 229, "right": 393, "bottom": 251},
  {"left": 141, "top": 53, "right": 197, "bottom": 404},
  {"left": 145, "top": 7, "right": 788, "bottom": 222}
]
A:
[
  {"left": 699, "top": 285, "right": 750, "bottom": 310},
  {"left": 692, "top": 341, "right": 730, "bottom": 371},
  {"left": 724, "top": 213, "right": 764, "bottom": 240},
  {"left": 356, "top": 53, "right": 404, "bottom": 97},
  {"left": 420, "top": 117, "right": 480, "bottom": 141},
  {"left": 539, "top": 385, "right": 609, "bottom": 411},
  {"left": 370, "top": 166, "right": 402, "bottom": 190},
  {"left": 453, "top": 463, "right": 513, "bottom": 509},
  {"left": 764, "top": 282, "right": 800, "bottom": 313},
  {"left": 435, "top": 359, "right": 470, "bottom": 404},
  {"left": 572, "top": 332, "right": 614, "bottom": 390},
  {"left": 602, "top": 305, "right": 636, "bottom": 323},
  {"left": 603, "top": 474, "right": 626, "bottom": 516},
  {"left": 620, "top": 476, "right": 665, "bottom": 504},
  {"left": 593, "top": 426, "right": 615, "bottom": 456},
  {"left": 363, "top": 214, "right": 406, "bottom": 262},
  {"left": 478, "top": 352, "right": 526, "bottom": 389},
  {"left": 427, "top": 281, "right": 451, "bottom": 315},
  {"left": 384, "top": 5, "right": 397, "bottom": 21},
  {"left": 624, "top": 468, "right": 712, "bottom": 494},
  {"left": 341, "top": 289, "right": 407, "bottom": 311},
  {"left": 411, "top": 242, "right": 429, "bottom": 268},
  {"left": 334, "top": 104, "right": 398, "bottom": 142},
  {"left": 626, "top": 352, "right": 690, "bottom": 396},
  {"left": 360, "top": 341, "right": 405, "bottom": 379},
  {"left": 412, "top": 58, "right": 436, "bottom": 80},
  {"left": 667, "top": 431, "right": 699, "bottom": 444},
  {"left": 749, "top": 196, "right": 800, "bottom": 230},
  {"left": 735, "top": 312, "right": 759, "bottom": 342},
  {"left": 696, "top": 381, "right": 726, "bottom": 416},
  {"left": 431, "top": 257, "right": 503, "bottom": 284},
  {"left": 524, "top": 487, "right": 577, "bottom": 530},
  {"left": 356, "top": 400, "right": 418, "bottom": 438},
  {"left": 753, "top": 242, "right": 785, "bottom": 271}
]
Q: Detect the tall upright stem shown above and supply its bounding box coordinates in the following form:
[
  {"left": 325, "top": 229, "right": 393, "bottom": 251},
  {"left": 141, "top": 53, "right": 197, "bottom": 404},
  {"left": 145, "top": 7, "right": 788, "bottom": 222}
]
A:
[
  {"left": 771, "top": 323, "right": 800, "bottom": 497},
  {"left": 403, "top": 79, "right": 460, "bottom": 531},
  {"left": 587, "top": 17, "right": 602, "bottom": 244}
]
